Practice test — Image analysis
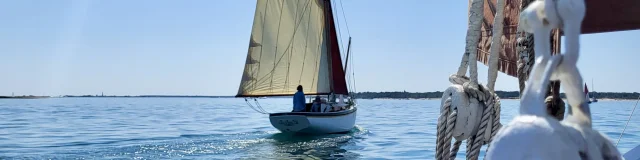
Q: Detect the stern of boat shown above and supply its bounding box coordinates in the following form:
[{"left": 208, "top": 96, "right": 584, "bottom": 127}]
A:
[
  {"left": 268, "top": 106, "right": 357, "bottom": 134},
  {"left": 269, "top": 114, "right": 311, "bottom": 133}
]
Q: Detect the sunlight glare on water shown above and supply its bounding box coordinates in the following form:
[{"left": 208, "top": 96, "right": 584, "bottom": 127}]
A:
[{"left": 0, "top": 98, "right": 638, "bottom": 159}]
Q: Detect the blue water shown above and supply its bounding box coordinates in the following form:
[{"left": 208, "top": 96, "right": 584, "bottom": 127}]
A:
[{"left": 1, "top": 98, "right": 639, "bottom": 159}]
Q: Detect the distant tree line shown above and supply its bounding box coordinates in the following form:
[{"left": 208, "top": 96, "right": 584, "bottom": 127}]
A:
[
  {"left": 351, "top": 91, "right": 640, "bottom": 100},
  {"left": 62, "top": 95, "right": 233, "bottom": 98},
  {"left": 562, "top": 92, "right": 640, "bottom": 100}
]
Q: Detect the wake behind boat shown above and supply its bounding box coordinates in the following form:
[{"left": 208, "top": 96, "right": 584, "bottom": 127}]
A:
[{"left": 236, "top": 0, "right": 358, "bottom": 135}]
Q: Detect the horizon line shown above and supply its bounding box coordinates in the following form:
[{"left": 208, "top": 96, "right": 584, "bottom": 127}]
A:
[{"left": 5, "top": 90, "right": 637, "bottom": 97}]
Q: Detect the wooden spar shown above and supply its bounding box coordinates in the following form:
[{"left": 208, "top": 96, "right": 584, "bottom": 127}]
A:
[{"left": 344, "top": 37, "right": 352, "bottom": 72}]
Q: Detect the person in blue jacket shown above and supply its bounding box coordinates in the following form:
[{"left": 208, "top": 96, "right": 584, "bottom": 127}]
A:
[{"left": 292, "top": 85, "right": 306, "bottom": 112}]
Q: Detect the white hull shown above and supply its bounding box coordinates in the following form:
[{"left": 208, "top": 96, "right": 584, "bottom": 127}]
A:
[{"left": 269, "top": 107, "right": 357, "bottom": 134}]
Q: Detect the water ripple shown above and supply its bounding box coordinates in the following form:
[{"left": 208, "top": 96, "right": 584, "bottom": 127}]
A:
[{"left": 0, "top": 98, "right": 638, "bottom": 159}]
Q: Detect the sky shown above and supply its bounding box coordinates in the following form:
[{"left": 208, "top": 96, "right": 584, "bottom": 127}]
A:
[{"left": 1, "top": 0, "right": 639, "bottom": 96}]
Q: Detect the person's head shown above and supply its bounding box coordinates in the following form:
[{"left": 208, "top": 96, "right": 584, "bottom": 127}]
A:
[
  {"left": 314, "top": 96, "right": 321, "bottom": 102},
  {"left": 297, "top": 85, "right": 303, "bottom": 92}
]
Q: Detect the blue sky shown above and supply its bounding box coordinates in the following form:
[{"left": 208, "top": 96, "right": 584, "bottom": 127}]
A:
[{"left": 1, "top": 0, "right": 638, "bottom": 96}]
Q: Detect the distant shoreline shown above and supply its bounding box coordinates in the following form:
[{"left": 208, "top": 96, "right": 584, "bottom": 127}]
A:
[
  {"left": 2, "top": 91, "right": 638, "bottom": 100},
  {"left": 60, "top": 95, "right": 236, "bottom": 98},
  {"left": 0, "top": 96, "right": 634, "bottom": 101},
  {"left": 0, "top": 95, "right": 235, "bottom": 99},
  {"left": 352, "top": 91, "right": 640, "bottom": 100},
  {"left": 0, "top": 96, "right": 50, "bottom": 99},
  {"left": 367, "top": 97, "right": 626, "bottom": 101}
]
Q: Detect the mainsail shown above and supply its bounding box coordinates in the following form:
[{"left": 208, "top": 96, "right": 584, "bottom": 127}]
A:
[
  {"left": 472, "top": 0, "right": 640, "bottom": 77},
  {"left": 237, "top": 0, "right": 348, "bottom": 97},
  {"left": 581, "top": 0, "right": 640, "bottom": 34},
  {"left": 584, "top": 83, "right": 590, "bottom": 100},
  {"left": 472, "top": 0, "right": 561, "bottom": 77}
]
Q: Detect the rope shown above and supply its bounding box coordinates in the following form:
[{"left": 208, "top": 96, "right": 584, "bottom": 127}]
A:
[
  {"left": 450, "top": 140, "right": 462, "bottom": 160},
  {"left": 486, "top": 0, "right": 625, "bottom": 158},
  {"left": 350, "top": 45, "right": 358, "bottom": 98},
  {"left": 486, "top": 0, "right": 506, "bottom": 91},
  {"left": 468, "top": 95, "right": 492, "bottom": 159},
  {"left": 465, "top": 0, "right": 484, "bottom": 85},
  {"left": 616, "top": 94, "right": 640, "bottom": 147},
  {"left": 245, "top": 98, "right": 268, "bottom": 114},
  {"left": 332, "top": 0, "right": 345, "bottom": 57},
  {"left": 436, "top": 97, "right": 453, "bottom": 160},
  {"left": 436, "top": 0, "right": 503, "bottom": 158},
  {"left": 338, "top": 0, "right": 350, "bottom": 37},
  {"left": 490, "top": 96, "right": 502, "bottom": 142},
  {"left": 436, "top": 75, "right": 503, "bottom": 160},
  {"left": 516, "top": 0, "right": 536, "bottom": 94},
  {"left": 254, "top": 99, "right": 269, "bottom": 113},
  {"left": 517, "top": 34, "right": 535, "bottom": 94}
]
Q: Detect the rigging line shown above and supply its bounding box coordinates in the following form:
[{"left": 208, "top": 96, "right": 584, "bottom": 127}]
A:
[
  {"left": 351, "top": 46, "right": 357, "bottom": 95},
  {"left": 616, "top": 94, "right": 640, "bottom": 147},
  {"left": 254, "top": 99, "right": 268, "bottom": 113},
  {"left": 245, "top": 98, "right": 267, "bottom": 114},
  {"left": 270, "top": 0, "right": 286, "bottom": 94},
  {"left": 338, "top": 0, "right": 350, "bottom": 36},
  {"left": 332, "top": 0, "right": 345, "bottom": 59}
]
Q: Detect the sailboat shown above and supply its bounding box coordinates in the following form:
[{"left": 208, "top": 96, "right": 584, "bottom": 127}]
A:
[
  {"left": 591, "top": 79, "right": 598, "bottom": 102},
  {"left": 584, "top": 83, "right": 592, "bottom": 104},
  {"left": 236, "top": 0, "right": 357, "bottom": 134}
]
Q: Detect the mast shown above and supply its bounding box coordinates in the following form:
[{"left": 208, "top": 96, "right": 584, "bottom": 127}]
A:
[
  {"left": 324, "top": 0, "right": 349, "bottom": 95},
  {"left": 344, "top": 37, "right": 352, "bottom": 72},
  {"left": 592, "top": 78, "right": 597, "bottom": 100}
]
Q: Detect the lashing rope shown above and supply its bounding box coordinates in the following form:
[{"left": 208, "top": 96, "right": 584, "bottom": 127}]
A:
[
  {"left": 436, "top": 75, "right": 502, "bottom": 160},
  {"left": 245, "top": 98, "right": 269, "bottom": 114}
]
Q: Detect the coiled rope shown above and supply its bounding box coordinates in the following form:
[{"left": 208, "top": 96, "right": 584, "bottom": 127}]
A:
[
  {"left": 435, "top": 0, "right": 504, "bottom": 159},
  {"left": 436, "top": 75, "right": 502, "bottom": 160}
]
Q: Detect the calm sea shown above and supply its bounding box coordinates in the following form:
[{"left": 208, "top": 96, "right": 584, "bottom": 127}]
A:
[{"left": 1, "top": 98, "right": 639, "bottom": 159}]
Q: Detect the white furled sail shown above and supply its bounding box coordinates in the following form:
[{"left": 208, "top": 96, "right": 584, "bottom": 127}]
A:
[{"left": 237, "top": 0, "right": 348, "bottom": 97}]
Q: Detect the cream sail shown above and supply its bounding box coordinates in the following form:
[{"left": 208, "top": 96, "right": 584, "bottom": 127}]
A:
[
  {"left": 237, "top": 0, "right": 348, "bottom": 97},
  {"left": 238, "top": 0, "right": 357, "bottom": 135}
]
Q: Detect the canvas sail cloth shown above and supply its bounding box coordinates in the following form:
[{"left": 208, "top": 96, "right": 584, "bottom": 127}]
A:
[
  {"left": 470, "top": 0, "right": 560, "bottom": 77},
  {"left": 471, "top": 0, "right": 640, "bottom": 77},
  {"left": 237, "top": 0, "right": 348, "bottom": 97},
  {"left": 581, "top": 0, "right": 640, "bottom": 34}
]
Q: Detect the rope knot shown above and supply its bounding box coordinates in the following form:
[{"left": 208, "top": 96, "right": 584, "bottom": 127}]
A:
[
  {"left": 449, "top": 74, "right": 470, "bottom": 85},
  {"left": 437, "top": 81, "right": 502, "bottom": 160}
]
